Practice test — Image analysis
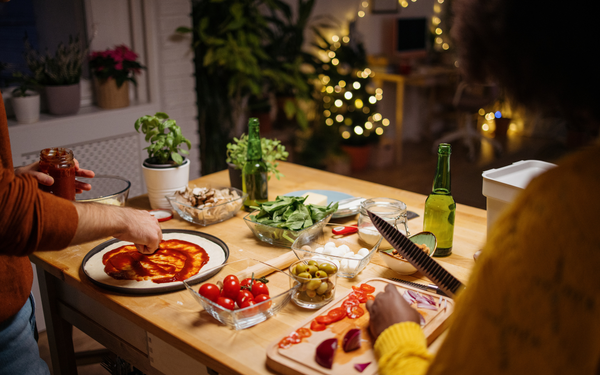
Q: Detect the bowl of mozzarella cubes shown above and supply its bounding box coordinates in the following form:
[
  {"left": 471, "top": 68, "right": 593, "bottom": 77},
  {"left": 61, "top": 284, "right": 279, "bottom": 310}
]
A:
[{"left": 291, "top": 226, "right": 383, "bottom": 279}]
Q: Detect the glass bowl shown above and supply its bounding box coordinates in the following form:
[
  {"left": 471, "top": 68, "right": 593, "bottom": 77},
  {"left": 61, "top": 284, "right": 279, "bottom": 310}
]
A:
[
  {"left": 378, "top": 231, "right": 438, "bottom": 275},
  {"left": 183, "top": 258, "right": 298, "bottom": 330},
  {"left": 166, "top": 187, "right": 246, "bottom": 226},
  {"left": 289, "top": 258, "right": 338, "bottom": 309},
  {"left": 75, "top": 175, "right": 130, "bottom": 206},
  {"left": 291, "top": 226, "right": 383, "bottom": 279},
  {"left": 243, "top": 212, "right": 333, "bottom": 248}
]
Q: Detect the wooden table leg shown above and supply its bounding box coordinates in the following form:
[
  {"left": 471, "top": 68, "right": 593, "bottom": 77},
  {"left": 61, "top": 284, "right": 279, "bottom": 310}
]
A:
[{"left": 36, "top": 267, "right": 78, "bottom": 375}]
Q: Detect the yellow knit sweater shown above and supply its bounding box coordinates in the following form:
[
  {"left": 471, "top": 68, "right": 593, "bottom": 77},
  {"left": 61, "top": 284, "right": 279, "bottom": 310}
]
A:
[{"left": 375, "top": 144, "right": 600, "bottom": 375}]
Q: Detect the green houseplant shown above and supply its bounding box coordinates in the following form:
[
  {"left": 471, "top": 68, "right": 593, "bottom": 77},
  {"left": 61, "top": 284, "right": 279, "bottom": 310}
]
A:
[
  {"left": 24, "top": 35, "right": 87, "bottom": 115},
  {"left": 226, "top": 133, "right": 288, "bottom": 189},
  {"left": 10, "top": 71, "right": 40, "bottom": 124},
  {"left": 135, "top": 112, "right": 193, "bottom": 210}
]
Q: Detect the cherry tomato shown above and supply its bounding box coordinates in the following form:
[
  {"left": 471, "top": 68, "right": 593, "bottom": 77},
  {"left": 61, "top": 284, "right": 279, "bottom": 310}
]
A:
[
  {"left": 347, "top": 305, "right": 365, "bottom": 319},
  {"left": 223, "top": 274, "right": 239, "bottom": 284},
  {"left": 254, "top": 294, "right": 272, "bottom": 311},
  {"left": 360, "top": 284, "right": 376, "bottom": 293},
  {"left": 296, "top": 328, "right": 312, "bottom": 338},
  {"left": 236, "top": 290, "right": 254, "bottom": 307},
  {"left": 287, "top": 331, "right": 301, "bottom": 344},
  {"left": 278, "top": 336, "right": 294, "bottom": 349},
  {"left": 349, "top": 290, "right": 368, "bottom": 303},
  {"left": 366, "top": 294, "right": 375, "bottom": 301},
  {"left": 250, "top": 281, "right": 269, "bottom": 297},
  {"left": 327, "top": 307, "right": 347, "bottom": 323},
  {"left": 198, "top": 283, "right": 220, "bottom": 303},
  {"left": 216, "top": 296, "right": 235, "bottom": 310},
  {"left": 240, "top": 278, "right": 253, "bottom": 288},
  {"left": 315, "top": 315, "right": 335, "bottom": 325},
  {"left": 222, "top": 279, "right": 241, "bottom": 300},
  {"left": 310, "top": 320, "right": 327, "bottom": 332},
  {"left": 342, "top": 298, "right": 360, "bottom": 309},
  {"left": 239, "top": 299, "right": 259, "bottom": 317}
]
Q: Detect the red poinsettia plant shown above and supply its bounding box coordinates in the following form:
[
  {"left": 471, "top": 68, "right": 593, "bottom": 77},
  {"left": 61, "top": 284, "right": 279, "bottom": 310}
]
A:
[{"left": 88, "top": 45, "right": 145, "bottom": 88}]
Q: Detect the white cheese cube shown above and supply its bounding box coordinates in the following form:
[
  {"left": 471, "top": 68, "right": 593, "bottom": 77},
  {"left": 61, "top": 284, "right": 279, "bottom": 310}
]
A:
[{"left": 301, "top": 192, "right": 328, "bottom": 206}]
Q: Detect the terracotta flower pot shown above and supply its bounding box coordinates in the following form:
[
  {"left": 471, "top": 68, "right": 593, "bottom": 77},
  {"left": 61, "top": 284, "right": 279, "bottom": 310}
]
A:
[
  {"left": 341, "top": 145, "right": 372, "bottom": 172},
  {"left": 95, "top": 78, "right": 129, "bottom": 109}
]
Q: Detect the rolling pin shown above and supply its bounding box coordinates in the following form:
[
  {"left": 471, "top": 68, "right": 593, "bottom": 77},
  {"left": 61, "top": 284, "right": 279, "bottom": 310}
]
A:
[{"left": 235, "top": 251, "right": 299, "bottom": 280}]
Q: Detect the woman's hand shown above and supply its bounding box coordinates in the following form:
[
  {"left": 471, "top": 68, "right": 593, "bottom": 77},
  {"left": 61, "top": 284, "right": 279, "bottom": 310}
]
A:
[
  {"left": 15, "top": 159, "right": 95, "bottom": 194},
  {"left": 366, "top": 283, "right": 422, "bottom": 341}
]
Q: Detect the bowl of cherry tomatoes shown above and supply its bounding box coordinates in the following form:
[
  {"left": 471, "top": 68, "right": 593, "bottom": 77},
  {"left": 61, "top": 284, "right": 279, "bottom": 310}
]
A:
[{"left": 183, "top": 258, "right": 298, "bottom": 330}]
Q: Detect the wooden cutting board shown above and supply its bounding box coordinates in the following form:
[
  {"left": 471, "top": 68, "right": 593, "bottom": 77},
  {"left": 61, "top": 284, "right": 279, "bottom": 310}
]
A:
[{"left": 266, "top": 278, "right": 454, "bottom": 375}]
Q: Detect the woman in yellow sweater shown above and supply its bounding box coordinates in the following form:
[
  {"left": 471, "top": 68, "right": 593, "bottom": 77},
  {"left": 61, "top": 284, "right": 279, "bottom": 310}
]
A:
[{"left": 366, "top": 0, "right": 600, "bottom": 374}]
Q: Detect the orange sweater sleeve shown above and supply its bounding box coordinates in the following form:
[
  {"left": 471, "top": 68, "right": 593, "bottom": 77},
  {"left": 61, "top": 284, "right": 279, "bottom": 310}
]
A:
[{"left": 0, "top": 91, "right": 79, "bottom": 256}]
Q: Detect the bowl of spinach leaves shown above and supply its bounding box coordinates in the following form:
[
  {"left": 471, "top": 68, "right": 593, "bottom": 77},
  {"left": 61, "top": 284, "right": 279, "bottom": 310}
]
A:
[{"left": 243, "top": 196, "right": 338, "bottom": 248}]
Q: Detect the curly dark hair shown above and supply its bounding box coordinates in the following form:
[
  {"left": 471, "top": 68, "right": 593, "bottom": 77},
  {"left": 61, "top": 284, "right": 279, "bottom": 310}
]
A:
[{"left": 452, "top": 0, "right": 600, "bottom": 131}]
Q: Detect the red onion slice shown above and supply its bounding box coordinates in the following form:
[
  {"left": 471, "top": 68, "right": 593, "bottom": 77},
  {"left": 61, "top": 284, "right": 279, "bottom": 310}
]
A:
[
  {"left": 315, "top": 338, "right": 338, "bottom": 369},
  {"left": 354, "top": 362, "right": 371, "bottom": 372},
  {"left": 342, "top": 328, "right": 361, "bottom": 352}
]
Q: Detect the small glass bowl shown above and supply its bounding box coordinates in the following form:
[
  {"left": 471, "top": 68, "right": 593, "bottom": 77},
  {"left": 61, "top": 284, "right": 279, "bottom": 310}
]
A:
[
  {"left": 243, "top": 212, "right": 333, "bottom": 248},
  {"left": 183, "top": 258, "right": 298, "bottom": 330},
  {"left": 75, "top": 175, "right": 130, "bottom": 206},
  {"left": 291, "top": 226, "right": 383, "bottom": 279},
  {"left": 289, "top": 259, "right": 338, "bottom": 309},
  {"left": 166, "top": 187, "right": 246, "bottom": 226}
]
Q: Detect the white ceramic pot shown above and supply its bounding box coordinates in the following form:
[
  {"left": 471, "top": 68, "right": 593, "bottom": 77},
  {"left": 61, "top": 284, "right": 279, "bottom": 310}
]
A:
[
  {"left": 142, "top": 158, "right": 190, "bottom": 210},
  {"left": 12, "top": 92, "right": 40, "bottom": 124}
]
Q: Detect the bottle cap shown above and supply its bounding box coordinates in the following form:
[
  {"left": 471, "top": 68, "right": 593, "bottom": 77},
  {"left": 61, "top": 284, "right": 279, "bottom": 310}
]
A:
[{"left": 149, "top": 209, "right": 173, "bottom": 222}]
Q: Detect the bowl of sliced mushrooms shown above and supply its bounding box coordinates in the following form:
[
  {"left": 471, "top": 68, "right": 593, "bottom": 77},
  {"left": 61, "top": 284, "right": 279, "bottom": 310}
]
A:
[{"left": 166, "top": 185, "right": 247, "bottom": 226}]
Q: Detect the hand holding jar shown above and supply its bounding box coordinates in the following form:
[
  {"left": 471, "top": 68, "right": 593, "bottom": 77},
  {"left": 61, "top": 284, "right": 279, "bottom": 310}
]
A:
[{"left": 15, "top": 148, "right": 95, "bottom": 200}]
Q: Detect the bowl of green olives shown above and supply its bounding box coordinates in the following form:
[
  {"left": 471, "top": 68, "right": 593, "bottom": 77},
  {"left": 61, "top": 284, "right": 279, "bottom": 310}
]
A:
[{"left": 289, "top": 259, "right": 338, "bottom": 309}]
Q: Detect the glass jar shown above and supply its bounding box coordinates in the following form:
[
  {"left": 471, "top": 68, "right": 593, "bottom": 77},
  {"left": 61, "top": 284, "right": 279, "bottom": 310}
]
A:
[
  {"left": 38, "top": 147, "right": 76, "bottom": 200},
  {"left": 289, "top": 258, "right": 338, "bottom": 309},
  {"left": 358, "top": 198, "right": 410, "bottom": 247}
]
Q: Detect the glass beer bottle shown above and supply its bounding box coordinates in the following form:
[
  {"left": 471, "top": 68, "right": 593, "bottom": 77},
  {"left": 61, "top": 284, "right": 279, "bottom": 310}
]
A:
[
  {"left": 423, "top": 143, "right": 456, "bottom": 257},
  {"left": 242, "top": 118, "right": 268, "bottom": 210}
]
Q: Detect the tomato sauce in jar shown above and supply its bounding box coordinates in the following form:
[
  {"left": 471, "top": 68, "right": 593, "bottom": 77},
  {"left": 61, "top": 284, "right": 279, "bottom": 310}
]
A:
[{"left": 38, "top": 148, "right": 76, "bottom": 201}]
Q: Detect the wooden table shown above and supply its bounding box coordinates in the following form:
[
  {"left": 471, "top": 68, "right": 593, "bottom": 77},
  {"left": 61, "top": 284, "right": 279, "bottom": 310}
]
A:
[{"left": 31, "top": 162, "right": 486, "bottom": 375}]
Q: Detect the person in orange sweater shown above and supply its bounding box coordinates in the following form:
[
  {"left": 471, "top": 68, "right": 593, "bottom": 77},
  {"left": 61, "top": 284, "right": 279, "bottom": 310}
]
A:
[
  {"left": 366, "top": 0, "right": 600, "bottom": 374},
  {"left": 0, "top": 91, "right": 163, "bottom": 374}
]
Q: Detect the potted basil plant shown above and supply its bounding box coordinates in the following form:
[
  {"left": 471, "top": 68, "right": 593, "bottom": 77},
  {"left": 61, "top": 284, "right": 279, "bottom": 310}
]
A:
[
  {"left": 226, "top": 134, "right": 288, "bottom": 190},
  {"left": 135, "top": 112, "right": 192, "bottom": 209}
]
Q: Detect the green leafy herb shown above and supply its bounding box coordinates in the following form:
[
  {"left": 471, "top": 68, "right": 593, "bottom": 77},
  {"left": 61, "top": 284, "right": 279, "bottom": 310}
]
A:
[
  {"left": 226, "top": 134, "right": 288, "bottom": 180},
  {"left": 134, "top": 112, "right": 192, "bottom": 165},
  {"left": 249, "top": 196, "right": 338, "bottom": 231}
]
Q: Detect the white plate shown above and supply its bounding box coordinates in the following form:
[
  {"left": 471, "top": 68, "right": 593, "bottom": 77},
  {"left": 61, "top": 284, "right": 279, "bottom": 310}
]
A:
[
  {"left": 283, "top": 190, "right": 359, "bottom": 218},
  {"left": 81, "top": 229, "right": 229, "bottom": 294}
]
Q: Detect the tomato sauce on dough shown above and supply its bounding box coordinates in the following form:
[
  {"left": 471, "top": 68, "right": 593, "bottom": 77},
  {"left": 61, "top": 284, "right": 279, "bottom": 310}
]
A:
[{"left": 102, "top": 239, "right": 210, "bottom": 284}]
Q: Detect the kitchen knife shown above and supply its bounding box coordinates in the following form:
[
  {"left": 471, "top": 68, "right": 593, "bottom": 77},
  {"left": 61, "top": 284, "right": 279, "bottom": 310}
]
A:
[
  {"left": 388, "top": 278, "right": 449, "bottom": 297},
  {"left": 368, "top": 211, "right": 465, "bottom": 298}
]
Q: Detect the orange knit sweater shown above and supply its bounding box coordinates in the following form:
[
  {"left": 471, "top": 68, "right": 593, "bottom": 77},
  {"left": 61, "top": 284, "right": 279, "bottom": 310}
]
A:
[{"left": 0, "top": 91, "right": 79, "bottom": 323}]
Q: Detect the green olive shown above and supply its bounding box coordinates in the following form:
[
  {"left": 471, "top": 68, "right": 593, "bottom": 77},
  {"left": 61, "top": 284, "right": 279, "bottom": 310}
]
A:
[
  {"left": 307, "top": 265, "right": 319, "bottom": 275},
  {"left": 305, "top": 289, "right": 317, "bottom": 298},
  {"left": 295, "top": 263, "right": 309, "bottom": 275},
  {"left": 299, "top": 282, "right": 308, "bottom": 291},
  {"left": 307, "top": 279, "right": 322, "bottom": 290},
  {"left": 297, "top": 272, "right": 312, "bottom": 280},
  {"left": 316, "top": 281, "right": 329, "bottom": 295},
  {"left": 323, "top": 290, "right": 333, "bottom": 299},
  {"left": 319, "top": 263, "right": 337, "bottom": 275},
  {"left": 314, "top": 270, "right": 328, "bottom": 279},
  {"left": 307, "top": 260, "right": 319, "bottom": 267}
]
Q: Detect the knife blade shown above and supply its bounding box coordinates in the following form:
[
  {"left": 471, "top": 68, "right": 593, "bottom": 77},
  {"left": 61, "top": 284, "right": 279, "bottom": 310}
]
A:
[
  {"left": 368, "top": 211, "right": 465, "bottom": 298},
  {"left": 388, "top": 278, "right": 450, "bottom": 297}
]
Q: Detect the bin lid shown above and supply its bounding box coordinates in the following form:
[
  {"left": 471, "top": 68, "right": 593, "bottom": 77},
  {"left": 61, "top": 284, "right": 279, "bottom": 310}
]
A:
[{"left": 482, "top": 160, "right": 556, "bottom": 203}]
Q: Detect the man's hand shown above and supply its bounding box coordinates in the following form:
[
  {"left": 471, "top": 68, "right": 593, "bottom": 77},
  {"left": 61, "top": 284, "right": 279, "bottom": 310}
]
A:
[
  {"left": 366, "top": 284, "right": 422, "bottom": 341},
  {"left": 15, "top": 159, "right": 95, "bottom": 194},
  {"left": 70, "top": 204, "right": 162, "bottom": 254},
  {"left": 114, "top": 209, "right": 163, "bottom": 255}
]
